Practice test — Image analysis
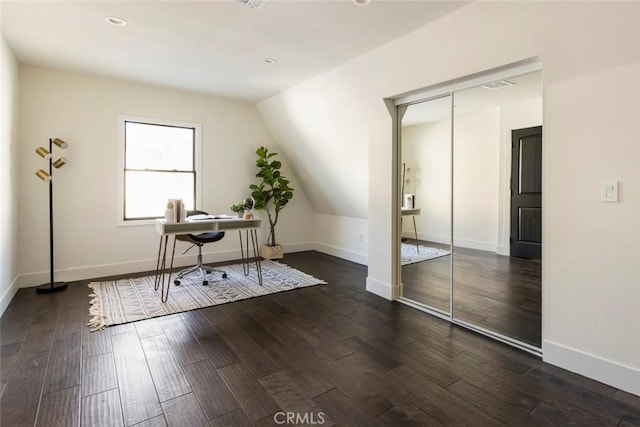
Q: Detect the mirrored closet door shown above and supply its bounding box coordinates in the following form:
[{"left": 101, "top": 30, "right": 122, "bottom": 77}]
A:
[{"left": 398, "top": 70, "right": 543, "bottom": 351}]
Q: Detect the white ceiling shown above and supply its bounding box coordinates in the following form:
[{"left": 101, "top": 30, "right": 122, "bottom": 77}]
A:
[{"left": 0, "top": 0, "right": 466, "bottom": 102}]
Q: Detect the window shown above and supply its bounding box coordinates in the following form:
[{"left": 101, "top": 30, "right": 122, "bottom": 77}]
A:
[{"left": 119, "top": 116, "right": 201, "bottom": 223}]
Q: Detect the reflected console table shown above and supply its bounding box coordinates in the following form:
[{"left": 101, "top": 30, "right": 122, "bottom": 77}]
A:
[{"left": 154, "top": 217, "right": 263, "bottom": 302}]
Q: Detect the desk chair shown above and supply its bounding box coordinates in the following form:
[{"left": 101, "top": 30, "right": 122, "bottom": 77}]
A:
[{"left": 174, "top": 210, "right": 227, "bottom": 286}]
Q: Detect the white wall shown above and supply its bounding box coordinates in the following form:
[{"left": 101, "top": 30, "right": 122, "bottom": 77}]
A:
[
  {"left": 402, "top": 108, "right": 501, "bottom": 251},
  {"left": 258, "top": 2, "right": 640, "bottom": 395},
  {"left": 17, "top": 66, "right": 315, "bottom": 286},
  {"left": 402, "top": 121, "right": 452, "bottom": 244},
  {"left": 312, "top": 213, "right": 367, "bottom": 265},
  {"left": 453, "top": 108, "right": 501, "bottom": 251},
  {"left": 0, "top": 35, "right": 19, "bottom": 315}
]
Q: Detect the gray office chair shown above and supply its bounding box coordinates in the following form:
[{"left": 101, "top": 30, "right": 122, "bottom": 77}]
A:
[{"left": 173, "top": 210, "right": 227, "bottom": 286}]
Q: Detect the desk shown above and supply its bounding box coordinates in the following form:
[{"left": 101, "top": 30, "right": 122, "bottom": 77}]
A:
[
  {"left": 154, "top": 217, "right": 263, "bottom": 302},
  {"left": 401, "top": 208, "right": 421, "bottom": 253}
]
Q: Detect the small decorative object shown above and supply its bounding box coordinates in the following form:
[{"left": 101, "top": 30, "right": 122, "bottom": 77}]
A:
[
  {"left": 179, "top": 201, "right": 187, "bottom": 222},
  {"left": 230, "top": 203, "right": 245, "bottom": 218},
  {"left": 165, "top": 201, "right": 175, "bottom": 222},
  {"left": 404, "top": 194, "right": 415, "bottom": 209},
  {"left": 249, "top": 146, "right": 294, "bottom": 259},
  {"left": 243, "top": 197, "right": 255, "bottom": 219},
  {"left": 34, "top": 137, "right": 70, "bottom": 293},
  {"left": 166, "top": 198, "right": 185, "bottom": 222}
]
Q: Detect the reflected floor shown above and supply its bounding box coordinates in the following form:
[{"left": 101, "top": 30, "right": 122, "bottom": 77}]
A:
[{"left": 401, "top": 240, "right": 541, "bottom": 348}]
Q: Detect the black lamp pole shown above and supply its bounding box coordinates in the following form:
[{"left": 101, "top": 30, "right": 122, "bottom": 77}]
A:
[{"left": 36, "top": 138, "right": 67, "bottom": 293}]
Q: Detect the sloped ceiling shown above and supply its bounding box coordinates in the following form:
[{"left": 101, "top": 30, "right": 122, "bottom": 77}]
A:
[{"left": 258, "top": 76, "right": 376, "bottom": 218}]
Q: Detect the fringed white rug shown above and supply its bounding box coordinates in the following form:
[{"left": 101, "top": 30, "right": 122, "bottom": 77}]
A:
[
  {"left": 401, "top": 243, "right": 451, "bottom": 266},
  {"left": 88, "top": 260, "right": 325, "bottom": 331}
]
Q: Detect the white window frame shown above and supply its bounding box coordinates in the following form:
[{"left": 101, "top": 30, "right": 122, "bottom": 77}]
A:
[{"left": 117, "top": 115, "right": 202, "bottom": 226}]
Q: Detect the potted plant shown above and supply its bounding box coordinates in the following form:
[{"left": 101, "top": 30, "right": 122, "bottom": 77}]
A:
[
  {"left": 230, "top": 203, "right": 245, "bottom": 217},
  {"left": 249, "top": 146, "right": 294, "bottom": 259}
]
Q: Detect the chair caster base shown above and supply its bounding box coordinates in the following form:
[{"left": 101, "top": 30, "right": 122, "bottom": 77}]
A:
[
  {"left": 174, "top": 280, "right": 181, "bottom": 286},
  {"left": 203, "top": 280, "right": 209, "bottom": 286},
  {"left": 222, "top": 273, "right": 228, "bottom": 279}
]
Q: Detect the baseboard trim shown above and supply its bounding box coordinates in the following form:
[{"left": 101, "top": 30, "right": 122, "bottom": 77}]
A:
[
  {"left": 401, "top": 231, "right": 449, "bottom": 245},
  {"left": 17, "top": 241, "right": 316, "bottom": 288},
  {"left": 313, "top": 242, "right": 367, "bottom": 265},
  {"left": 544, "top": 339, "right": 640, "bottom": 396},
  {"left": 495, "top": 243, "right": 509, "bottom": 256},
  {"left": 282, "top": 241, "right": 315, "bottom": 254},
  {"left": 400, "top": 231, "right": 498, "bottom": 252},
  {"left": 366, "top": 276, "right": 393, "bottom": 300},
  {"left": 0, "top": 275, "right": 20, "bottom": 316},
  {"left": 453, "top": 237, "right": 497, "bottom": 252}
]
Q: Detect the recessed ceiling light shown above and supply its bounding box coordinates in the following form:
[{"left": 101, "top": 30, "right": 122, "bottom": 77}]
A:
[
  {"left": 264, "top": 57, "right": 277, "bottom": 64},
  {"left": 106, "top": 16, "right": 127, "bottom": 26},
  {"left": 353, "top": 0, "right": 373, "bottom": 5}
]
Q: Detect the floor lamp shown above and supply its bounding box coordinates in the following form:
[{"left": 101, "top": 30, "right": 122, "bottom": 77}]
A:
[{"left": 35, "top": 137, "right": 69, "bottom": 293}]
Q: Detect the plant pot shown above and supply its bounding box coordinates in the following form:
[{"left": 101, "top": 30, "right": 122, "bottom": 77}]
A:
[
  {"left": 260, "top": 244, "right": 283, "bottom": 259},
  {"left": 236, "top": 212, "right": 243, "bottom": 218}
]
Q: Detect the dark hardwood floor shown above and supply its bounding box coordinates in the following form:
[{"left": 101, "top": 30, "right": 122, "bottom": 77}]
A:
[
  {"left": 402, "top": 241, "right": 542, "bottom": 347},
  {"left": 1, "top": 251, "right": 638, "bottom": 426}
]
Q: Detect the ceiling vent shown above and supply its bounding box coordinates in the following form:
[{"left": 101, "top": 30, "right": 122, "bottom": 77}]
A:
[
  {"left": 238, "top": 0, "right": 268, "bottom": 9},
  {"left": 482, "top": 80, "right": 515, "bottom": 90}
]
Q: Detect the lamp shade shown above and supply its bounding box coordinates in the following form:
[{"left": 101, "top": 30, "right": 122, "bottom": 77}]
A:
[
  {"left": 52, "top": 157, "right": 67, "bottom": 169},
  {"left": 36, "top": 147, "right": 52, "bottom": 159},
  {"left": 53, "top": 138, "right": 68, "bottom": 149},
  {"left": 36, "top": 169, "right": 51, "bottom": 182}
]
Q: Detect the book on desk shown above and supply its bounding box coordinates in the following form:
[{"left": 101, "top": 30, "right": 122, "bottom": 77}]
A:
[{"left": 187, "top": 214, "right": 235, "bottom": 221}]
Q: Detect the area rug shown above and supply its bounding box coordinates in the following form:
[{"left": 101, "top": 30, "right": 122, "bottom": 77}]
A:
[
  {"left": 401, "top": 242, "right": 451, "bottom": 266},
  {"left": 87, "top": 260, "right": 325, "bottom": 331}
]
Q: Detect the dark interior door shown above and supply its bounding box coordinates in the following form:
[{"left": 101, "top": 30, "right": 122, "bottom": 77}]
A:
[{"left": 511, "top": 126, "right": 542, "bottom": 259}]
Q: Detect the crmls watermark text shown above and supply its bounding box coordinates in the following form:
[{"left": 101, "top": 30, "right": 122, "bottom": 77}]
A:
[{"left": 273, "top": 411, "right": 326, "bottom": 425}]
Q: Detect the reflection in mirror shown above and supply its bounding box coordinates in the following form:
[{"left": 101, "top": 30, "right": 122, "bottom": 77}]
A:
[
  {"left": 399, "top": 95, "right": 452, "bottom": 314},
  {"left": 452, "top": 71, "right": 542, "bottom": 347}
]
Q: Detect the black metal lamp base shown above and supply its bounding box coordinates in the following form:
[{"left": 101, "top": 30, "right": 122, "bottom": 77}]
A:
[{"left": 36, "top": 282, "right": 68, "bottom": 294}]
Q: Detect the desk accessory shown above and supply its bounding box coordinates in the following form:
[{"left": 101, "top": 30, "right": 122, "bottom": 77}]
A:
[
  {"left": 243, "top": 197, "right": 255, "bottom": 219},
  {"left": 34, "top": 138, "right": 69, "bottom": 293},
  {"left": 230, "top": 203, "right": 245, "bottom": 217},
  {"left": 165, "top": 198, "right": 186, "bottom": 223}
]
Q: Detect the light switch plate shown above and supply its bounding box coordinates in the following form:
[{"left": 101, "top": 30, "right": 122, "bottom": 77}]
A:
[{"left": 601, "top": 180, "right": 619, "bottom": 202}]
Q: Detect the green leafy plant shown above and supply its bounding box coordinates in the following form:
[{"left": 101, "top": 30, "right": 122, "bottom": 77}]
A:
[
  {"left": 249, "top": 146, "right": 294, "bottom": 247},
  {"left": 230, "top": 203, "right": 245, "bottom": 213}
]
